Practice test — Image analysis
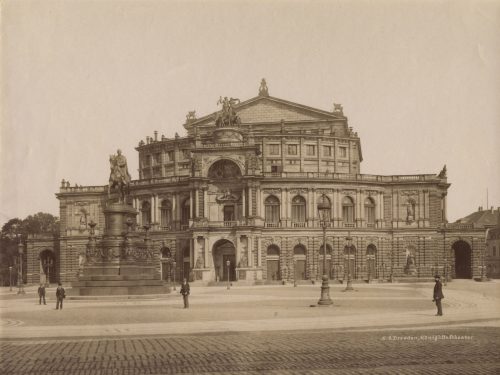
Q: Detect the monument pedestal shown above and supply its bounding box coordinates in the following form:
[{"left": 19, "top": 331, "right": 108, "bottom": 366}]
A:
[{"left": 71, "top": 203, "right": 170, "bottom": 296}]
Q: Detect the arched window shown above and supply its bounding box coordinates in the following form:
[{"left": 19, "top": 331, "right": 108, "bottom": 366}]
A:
[
  {"left": 291, "top": 195, "right": 306, "bottom": 225},
  {"left": 294, "top": 245, "right": 306, "bottom": 256},
  {"left": 141, "top": 201, "right": 151, "bottom": 225},
  {"left": 264, "top": 195, "right": 280, "bottom": 226},
  {"left": 267, "top": 245, "right": 280, "bottom": 256},
  {"left": 181, "top": 198, "right": 190, "bottom": 228},
  {"left": 208, "top": 159, "right": 242, "bottom": 179},
  {"left": 160, "top": 199, "right": 172, "bottom": 229},
  {"left": 364, "top": 197, "right": 375, "bottom": 226},
  {"left": 342, "top": 196, "right": 355, "bottom": 225}
]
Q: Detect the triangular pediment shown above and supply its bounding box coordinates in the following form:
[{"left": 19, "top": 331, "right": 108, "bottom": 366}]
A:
[{"left": 189, "top": 96, "right": 345, "bottom": 127}]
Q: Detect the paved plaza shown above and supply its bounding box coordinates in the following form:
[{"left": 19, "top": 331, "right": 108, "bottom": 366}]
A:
[{"left": 0, "top": 280, "right": 499, "bottom": 374}]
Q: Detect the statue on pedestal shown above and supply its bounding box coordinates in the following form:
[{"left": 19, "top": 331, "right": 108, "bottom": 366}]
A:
[{"left": 108, "top": 149, "right": 131, "bottom": 203}]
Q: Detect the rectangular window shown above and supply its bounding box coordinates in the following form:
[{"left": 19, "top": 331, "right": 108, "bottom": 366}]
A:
[
  {"left": 288, "top": 144, "right": 298, "bottom": 155},
  {"left": 323, "top": 146, "right": 332, "bottom": 157},
  {"left": 339, "top": 147, "right": 347, "bottom": 158},
  {"left": 223, "top": 206, "right": 235, "bottom": 222},
  {"left": 144, "top": 155, "right": 151, "bottom": 167},
  {"left": 269, "top": 144, "right": 280, "bottom": 155},
  {"left": 306, "top": 145, "right": 316, "bottom": 156},
  {"left": 182, "top": 150, "right": 191, "bottom": 159},
  {"left": 166, "top": 151, "right": 174, "bottom": 162},
  {"left": 154, "top": 153, "right": 161, "bottom": 165}
]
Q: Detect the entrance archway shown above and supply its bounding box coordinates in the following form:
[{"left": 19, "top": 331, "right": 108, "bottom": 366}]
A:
[
  {"left": 39, "top": 249, "right": 56, "bottom": 285},
  {"left": 453, "top": 240, "right": 472, "bottom": 279},
  {"left": 213, "top": 239, "right": 236, "bottom": 282}
]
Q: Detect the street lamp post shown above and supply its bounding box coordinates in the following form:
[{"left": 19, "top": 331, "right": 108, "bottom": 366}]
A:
[
  {"left": 226, "top": 260, "right": 230, "bottom": 290},
  {"left": 9, "top": 266, "right": 12, "bottom": 291},
  {"left": 317, "top": 196, "right": 333, "bottom": 305},
  {"left": 172, "top": 261, "right": 177, "bottom": 291},
  {"left": 344, "top": 236, "right": 354, "bottom": 292},
  {"left": 17, "top": 242, "right": 25, "bottom": 295}
]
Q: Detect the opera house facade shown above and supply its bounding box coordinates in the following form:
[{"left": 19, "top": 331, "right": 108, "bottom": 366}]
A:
[{"left": 26, "top": 81, "right": 492, "bottom": 286}]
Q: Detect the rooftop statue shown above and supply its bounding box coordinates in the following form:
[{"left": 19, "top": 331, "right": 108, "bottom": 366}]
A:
[
  {"left": 259, "top": 78, "right": 269, "bottom": 97},
  {"left": 215, "top": 96, "right": 241, "bottom": 128},
  {"left": 108, "top": 149, "right": 131, "bottom": 203},
  {"left": 438, "top": 165, "right": 447, "bottom": 178}
]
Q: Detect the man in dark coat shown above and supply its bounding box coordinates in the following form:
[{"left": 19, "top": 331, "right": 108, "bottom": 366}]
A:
[
  {"left": 38, "top": 284, "right": 46, "bottom": 305},
  {"left": 56, "top": 282, "right": 66, "bottom": 310},
  {"left": 433, "top": 275, "right": 444, "bottom": 316},
  {"left": 180, "top": 278, "right": 190, "bottom": 308}
]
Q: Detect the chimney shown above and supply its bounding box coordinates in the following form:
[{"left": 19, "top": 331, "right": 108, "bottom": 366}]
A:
[{"left": 154, "top": 131, "right": 158, "bottom": 141}]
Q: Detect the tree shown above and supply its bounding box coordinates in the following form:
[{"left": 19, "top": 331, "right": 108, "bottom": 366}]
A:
[{"left": 0, "top": 213, "right": 59, "bottom": 286}]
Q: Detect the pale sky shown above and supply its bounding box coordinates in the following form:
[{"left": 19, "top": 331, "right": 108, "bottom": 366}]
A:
[{"left": 1, "top": 0, "right": 499, "bottom": 225}]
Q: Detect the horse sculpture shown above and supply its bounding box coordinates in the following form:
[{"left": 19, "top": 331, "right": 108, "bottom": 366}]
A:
[{"left": 108, "top": 150, "right": 131, "bottom": 203}]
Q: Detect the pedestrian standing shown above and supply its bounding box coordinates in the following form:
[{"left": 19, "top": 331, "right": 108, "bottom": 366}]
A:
[
  {"left": 432, "top": 275, "right": 444, "bottom": 316},
  {"left": 180, "top": 278, "right": 190, "bottom": 308},
  {"left": 38, "top": 284, "right": 46, "bottom": 305},
  {"left": 56, "top": 282, "right": 66, "bottom": 310}
]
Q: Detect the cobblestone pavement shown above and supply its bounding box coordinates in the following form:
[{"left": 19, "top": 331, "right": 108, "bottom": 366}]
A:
[{"left": 1, "top": 327, "right": 498, "bottom": 374}]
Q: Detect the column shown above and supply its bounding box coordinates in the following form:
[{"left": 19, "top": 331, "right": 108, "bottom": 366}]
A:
[
  {"left": 242, "top": 188, "right": 246, "bottom": 219},
  {"left": 248, "top": 185, "right": 253, "bottom": 217},
  {"left": 236, "top": 235, "right": 241, "bottom": 267},
  {"left": 190, "top": 237, "right": 194, "bottom": 267},
  {"left": 155, "top": 195, "right": 161, "bottom": 226},
  {"left": 443, "top": 193, "right": 447, "bottom": 222},
  {"left": 195, "top": 189, "right": 199, "bottom": 218},
  {"left": 248, "top": 236, "right": 253, "bottom": 267},
  {"left": 256, "top": 186, "right": 262, "bottom": 217},
  {"left": 189, "top": 190, "right": 193, "bottom": 219},
  {"left": 257, "top": 237, "right": 262, "bottom": 267},
  {"left": 378, "top": 192, "right": 383, "bottom": 221},
  {"left": 281, "top": 189, "right": 285, "bottom": 221},
  {"left": 150, "top": 196, "right": 155, "bottom": 225},
  {"left": 285, "top": 188, "right": 289, "bottom": 221},
  {"left": 312, "top": 189, "right": 317, "bottom": 223},
  {"left": 203, "top": 188, "right": 208, "bottom": 219},
  {"left": 205, "top": 237, "right": 211, "bottom": 269}
]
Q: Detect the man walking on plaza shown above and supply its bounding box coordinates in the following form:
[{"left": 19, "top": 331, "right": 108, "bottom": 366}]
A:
[
  {"left": 56, "top": 282, "right": 66, "bottom": 310},
  {"left": 38, "top": 283, "right": 46, "bottom": 305},
  {"left": 180, "top": 278, "right": 190, "bottom": 308},
  {"left": 433, "top": 275, "right": 444, "bottom": 316}
]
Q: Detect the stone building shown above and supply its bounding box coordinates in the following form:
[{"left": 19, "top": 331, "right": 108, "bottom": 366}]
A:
[{"left": 26, "top": 81, "right": 491, "bottom": 285}]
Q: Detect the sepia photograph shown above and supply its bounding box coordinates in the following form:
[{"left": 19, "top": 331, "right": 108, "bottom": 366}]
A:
[{"left": 1, "top": 0, "right": 499, "bottom": 374}]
